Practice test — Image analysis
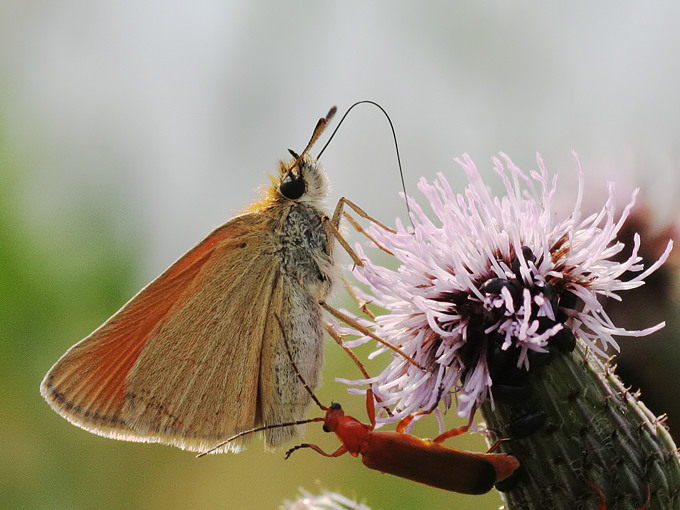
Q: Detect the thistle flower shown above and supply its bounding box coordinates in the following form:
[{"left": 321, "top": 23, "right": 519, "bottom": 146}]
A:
[
  {"left": 345, "top": 152, "right": 673, "bottom": 423},
  {"left": 280, "top": 489, "right": 372, "bottom": 510}
]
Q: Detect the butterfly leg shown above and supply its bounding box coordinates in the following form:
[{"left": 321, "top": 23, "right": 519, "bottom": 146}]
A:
[
  {"left": 324, "top": 322, "right": 371, "bottom": 380},
  {"left": 320, "top": 302, "right": 425, "bottom": 370},
  {"left": 340, "top": 278, "right": 375, "bottom": 319},
  {"left": 334, "top": 196, "right": 396, "bottom": 234},
  {"left": 323, "top": 198, "right": 428, "bottom": 368},
  {"left": 323, "top": 214, "right": 363, "bottom": 267},
  {"left": 327, "top": 197, "right": 395, "bottom": 261},
  {"left": 324, "top": 321, "right": 395, "bottom": 419}
]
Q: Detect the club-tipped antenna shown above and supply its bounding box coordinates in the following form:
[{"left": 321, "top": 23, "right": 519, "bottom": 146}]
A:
[
  {"left": 317, "top": 100, "right": 413, "bottom": 228},
  {"left": 289, "top": 106, "right": 337, "bottom": 172}
]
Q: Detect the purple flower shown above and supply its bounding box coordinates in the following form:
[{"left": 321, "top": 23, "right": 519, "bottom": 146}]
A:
[{"left": 343, "top": 153, "right": 673, "bottom": 423}]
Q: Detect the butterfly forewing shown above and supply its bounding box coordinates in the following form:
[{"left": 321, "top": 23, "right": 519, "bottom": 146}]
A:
[
  {"left": 123, "top": 227, "right": 280, "bottom": 452},
  {"left": 41, "top": 213, "right": 277, "bottom": 447}
]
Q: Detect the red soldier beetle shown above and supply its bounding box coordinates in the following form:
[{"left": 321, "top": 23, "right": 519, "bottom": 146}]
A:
[
  {"left": 284, "top": 387, "right": 519, "bottom": 495},
  {"left": 200, "top": 315, "right": 520, "bottom": 495}
]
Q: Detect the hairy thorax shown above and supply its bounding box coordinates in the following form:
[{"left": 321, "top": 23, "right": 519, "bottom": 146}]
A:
[{"left": 274, "top": 201, "right": 336, "bottom": 301}]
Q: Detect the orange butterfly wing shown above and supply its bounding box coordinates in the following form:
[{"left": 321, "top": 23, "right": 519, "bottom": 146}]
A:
[{"left": 40, "top": 212, "right": 273, "bottom": 444}]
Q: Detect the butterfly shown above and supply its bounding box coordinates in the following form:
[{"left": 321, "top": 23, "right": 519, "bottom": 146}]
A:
[{"left": 41, "top": 107, "right": 343, "bottom": 453}]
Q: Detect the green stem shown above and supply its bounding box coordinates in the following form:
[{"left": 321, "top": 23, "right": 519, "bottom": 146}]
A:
[{"left": 481, "top": 342, "right": 680, "bottom": 509}]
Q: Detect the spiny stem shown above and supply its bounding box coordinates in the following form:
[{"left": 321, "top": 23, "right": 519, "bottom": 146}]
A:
[{"left": 481, "top": 342, "right": 680, "bottom": 509}]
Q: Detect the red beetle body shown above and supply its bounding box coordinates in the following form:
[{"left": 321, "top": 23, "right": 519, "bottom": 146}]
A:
[
  {"left": 360, "top": 430, "right": 501, "bottom": 494},
  {"left": 288, "top": 393, "right": 520, "bottom": 495}
]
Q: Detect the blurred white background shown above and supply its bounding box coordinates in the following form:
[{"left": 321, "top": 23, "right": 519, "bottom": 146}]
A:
[{"left": 4, "top": 2, "right": 679, "bottom": 270}]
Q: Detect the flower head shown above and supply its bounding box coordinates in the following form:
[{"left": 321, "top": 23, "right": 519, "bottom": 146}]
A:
[
  {"left": 345, "top": 153, "right": 673, "bottom": 421},
  {"left": 280, "top": 489, "right": 372, "bottom": 510}
]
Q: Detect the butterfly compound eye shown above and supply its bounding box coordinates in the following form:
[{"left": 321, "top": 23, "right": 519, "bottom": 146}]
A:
[{"left": 280, "top": 171, "right": 306, "bottom": 200}]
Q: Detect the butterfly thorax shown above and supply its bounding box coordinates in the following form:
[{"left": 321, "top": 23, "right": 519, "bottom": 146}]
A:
[
  {"left": 264, "top": 154, "right": 336, "bottom": 301},
  {"left": 272, "top": 198, "right": 335, "bottom": 303}
]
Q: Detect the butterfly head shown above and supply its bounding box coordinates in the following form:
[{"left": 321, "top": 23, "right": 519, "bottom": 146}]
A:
[{"left": 276, "top": 151, "right": 329, "bottom": 205}]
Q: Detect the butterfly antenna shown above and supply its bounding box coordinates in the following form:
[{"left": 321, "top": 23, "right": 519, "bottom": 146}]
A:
[
  {"left": 316, "top": 100, "right": 414, "bottom": 229},
  {"left": 288, "top": 106, "right": 337, "bottom": 170}
]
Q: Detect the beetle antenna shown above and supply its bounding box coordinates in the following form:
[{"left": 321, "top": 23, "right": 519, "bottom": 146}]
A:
[{"left": 196, "top": 416, "right": 324, "bottom": 457}]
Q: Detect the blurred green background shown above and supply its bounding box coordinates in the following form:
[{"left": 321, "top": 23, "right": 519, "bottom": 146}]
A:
[{"left": 2, "top": 2, "right": 680, "bottom": 509}]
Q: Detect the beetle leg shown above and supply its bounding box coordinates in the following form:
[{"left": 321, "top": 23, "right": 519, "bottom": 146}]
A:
[{"left": 285, "top": 443, "right": 348, "bottom": 459}]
